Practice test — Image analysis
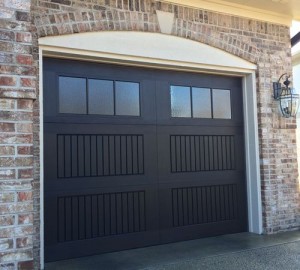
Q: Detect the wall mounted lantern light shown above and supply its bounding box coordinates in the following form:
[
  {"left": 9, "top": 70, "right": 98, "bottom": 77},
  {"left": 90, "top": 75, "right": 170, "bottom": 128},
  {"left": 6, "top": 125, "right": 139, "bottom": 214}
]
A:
[{"left": 273, "top": 74, "right": 299, "bottom": 118}]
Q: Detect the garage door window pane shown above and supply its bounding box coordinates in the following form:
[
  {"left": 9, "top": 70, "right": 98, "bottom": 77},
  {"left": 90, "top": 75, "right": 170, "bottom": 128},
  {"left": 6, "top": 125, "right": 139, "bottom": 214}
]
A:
[
  {"left": 212, "top": 89, "right": 231, "bottom": 119},
  {"left": 192, "top": 88, "right": 211, "bottom": 118},
  {"left": 88, "top": 79, "right": 114, "bottom": 115},
  {"left": 115, "top": 81, "right": 140, "bottom": 116},
  {"left": 59, "top": 76, "right": 87, "bottom": 114},
  {"left": 171, "top": 86, "right": 191, "bottom": 117}
]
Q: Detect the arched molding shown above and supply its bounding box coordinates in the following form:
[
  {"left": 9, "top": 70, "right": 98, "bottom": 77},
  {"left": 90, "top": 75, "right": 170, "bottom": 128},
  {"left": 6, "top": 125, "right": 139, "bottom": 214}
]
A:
[{"left": 39, "top": 31, "right": 256, "bottom": 74}]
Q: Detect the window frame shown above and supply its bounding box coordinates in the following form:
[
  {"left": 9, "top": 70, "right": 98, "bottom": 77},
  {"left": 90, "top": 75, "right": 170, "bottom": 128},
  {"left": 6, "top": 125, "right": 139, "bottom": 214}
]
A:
[
  {"left": 57, "top": 74, "right": 141, "bottom": 117},
  {"left": 170, "top": 84, "right": 232, "bottom": 120}
]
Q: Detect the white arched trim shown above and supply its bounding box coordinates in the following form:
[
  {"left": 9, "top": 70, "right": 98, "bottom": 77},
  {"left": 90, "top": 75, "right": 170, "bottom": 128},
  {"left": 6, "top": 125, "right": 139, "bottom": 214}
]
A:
[
  {"left": 39, "top": 31, "right": 256, "bottom": 74},
  {"left": 39, "top": 32, "right": 261, "bottom": 269}
]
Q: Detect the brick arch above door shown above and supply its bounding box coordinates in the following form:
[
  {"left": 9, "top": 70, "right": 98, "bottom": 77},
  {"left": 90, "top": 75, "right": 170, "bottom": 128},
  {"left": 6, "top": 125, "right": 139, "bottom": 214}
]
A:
[{"left": 32, "top": 0, "right": 270, "bottom": 64}]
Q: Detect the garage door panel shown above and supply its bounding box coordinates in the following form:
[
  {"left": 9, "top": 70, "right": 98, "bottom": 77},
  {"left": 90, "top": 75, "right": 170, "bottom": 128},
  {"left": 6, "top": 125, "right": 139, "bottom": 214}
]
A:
[
  {"left": 159, "top": 183, "right": 246, "bottom": 236},
  {"left": 46, "top": 230, "right": 160, "bottom": 262},
  {"left": 159, "top": 183, "right": 245, "bottom": 220},
  {"left": 159, "top": 220, "right": 244, "bottom": 244},
  {"left": 44, "top": 124, "right": 158, "bottom": 190},
  {"left": 44, "top": 59, "right": 248, "bottom": 262},
  {"left": 45, "top": 186, "right": 160, "bottom": 261},
  {"left": 162, "top": 134, "right": 237, "bottom": 173},
  {"left": 45, "top": 187, "right": 159, "bottom": 234},
  {"left": 55, "top": 134, "right": 146, "bottom": 179},
  {"left": 157, "top": 130, "right": 245, "bottom": 177}
]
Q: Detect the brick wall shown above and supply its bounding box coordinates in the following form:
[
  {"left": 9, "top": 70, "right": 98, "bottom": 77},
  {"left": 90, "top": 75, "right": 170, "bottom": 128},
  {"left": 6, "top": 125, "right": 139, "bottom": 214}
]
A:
[
  {"left": 0, "top": 0, "right": 37, "bottom": 269},
  {"left": 1, "top": 0, "right": 299, "bottom": 268}
]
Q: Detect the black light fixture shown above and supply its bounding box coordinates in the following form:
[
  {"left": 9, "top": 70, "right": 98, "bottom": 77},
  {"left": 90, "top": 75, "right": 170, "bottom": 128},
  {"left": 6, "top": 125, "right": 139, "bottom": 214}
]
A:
[{"left": 273, "top": 73, "right": 299, "bottom": 118}]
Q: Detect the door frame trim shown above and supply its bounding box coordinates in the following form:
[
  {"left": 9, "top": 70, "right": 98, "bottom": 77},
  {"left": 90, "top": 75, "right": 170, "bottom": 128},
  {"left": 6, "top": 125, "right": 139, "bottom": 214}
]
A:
[{"left": 39, "top": 32, "right": 262, "bottom": 269}]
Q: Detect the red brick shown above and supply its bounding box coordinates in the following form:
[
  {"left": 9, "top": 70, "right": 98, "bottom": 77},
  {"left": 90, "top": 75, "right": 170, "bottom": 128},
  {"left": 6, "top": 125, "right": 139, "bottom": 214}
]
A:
[
  {"left": 17, "top": 146, "right": 33, "bottom": 155},
  {"left": 17, "top": 192, "right": 33, "bottom": 202},
  {"left": 16, "top": 32, "right": 32, "bottom": 43},
  {"left": 16, "top": 54, "right": 33, "bottom": 65},
  {"left": 20, "top": 78, "right": 36, "bottom": 88},
  {"left": 17, "top": 99, "right": 33, "bottom": 110},
  {"left": 18, "top": 169, "right": 33, "bottom": 179},
  {"left": 18, "top": 260, "right": 34, "bottom": 270},
  {"left": 0, "top": 123, "right": 15, "bottom": 132},
  {"left": 16, "top": 237, "right": 32, "bottom": 248},
  {"left": 0, "top": 76, "right": 17, "bottom": 86},
  {"left": 18, "top": 213, "right": 33, "bottom": 225},
  {"left": 17, "top": 99, "right": 33, "bottom": 111}
]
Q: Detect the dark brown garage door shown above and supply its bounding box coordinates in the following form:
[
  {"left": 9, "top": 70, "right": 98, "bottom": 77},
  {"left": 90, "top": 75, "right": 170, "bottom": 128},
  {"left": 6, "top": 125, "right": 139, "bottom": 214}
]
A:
[{"left": 44, "top": 58, "right": 248, "bottom": 262}]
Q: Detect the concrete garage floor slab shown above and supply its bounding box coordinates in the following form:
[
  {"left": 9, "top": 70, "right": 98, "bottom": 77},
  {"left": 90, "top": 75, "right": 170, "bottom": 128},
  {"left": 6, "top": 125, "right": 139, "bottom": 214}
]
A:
[{"left": 45, "top": 231, "right": 300, "bottom": 270}]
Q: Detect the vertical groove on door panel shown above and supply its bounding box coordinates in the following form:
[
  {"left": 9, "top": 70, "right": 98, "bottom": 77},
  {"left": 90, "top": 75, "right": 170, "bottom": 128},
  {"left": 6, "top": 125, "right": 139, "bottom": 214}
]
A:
[
  {"left": 171, "top": 184, "right": 238, "bottom": 227},
  {"left": 170, "top": 135, "right": 235, "bottom": 173},
  {"left": 57, "top": 191, "right": 146, "bottom": 242},
  {"left": 57, "top": 134, "right": 144, "bottom": 178}
]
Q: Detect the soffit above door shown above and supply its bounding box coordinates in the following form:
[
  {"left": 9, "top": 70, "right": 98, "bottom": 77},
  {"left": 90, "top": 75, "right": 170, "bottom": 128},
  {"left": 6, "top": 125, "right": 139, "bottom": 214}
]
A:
[{"left": 161, "top": 0, "right": 300, "bottom": 26}]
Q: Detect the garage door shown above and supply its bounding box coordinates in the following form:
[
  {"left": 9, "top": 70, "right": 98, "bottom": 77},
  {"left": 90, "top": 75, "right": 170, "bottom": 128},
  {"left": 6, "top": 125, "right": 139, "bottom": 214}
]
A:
[{"left": 44, "top": 58, "right": 248, "bottom": 262}]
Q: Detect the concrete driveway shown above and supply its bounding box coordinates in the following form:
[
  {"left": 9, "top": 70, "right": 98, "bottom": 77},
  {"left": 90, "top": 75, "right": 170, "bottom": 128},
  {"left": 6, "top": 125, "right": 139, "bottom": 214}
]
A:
[{"left": 46, "top": 231, "right": 300, "bottom": 270}]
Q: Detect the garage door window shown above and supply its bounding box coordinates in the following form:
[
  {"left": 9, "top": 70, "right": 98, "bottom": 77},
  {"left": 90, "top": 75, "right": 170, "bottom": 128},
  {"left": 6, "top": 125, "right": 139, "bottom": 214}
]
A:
[
  {"left": 170, "top": 85, "right": 231, "bottom": 119},
  {"left": 212, "top": 89, "right": 231, "bottom": 119},
  {"left": 88, "top": 79, "right": 114, "bottom": 115},
  {"left": 59, "top": 76, "right": 140, "bottom": 116},
  {"left": 59, "top": 76, "right": 87, "bottom": 114},
  {"left": 115, "top": 81, "right": 140, "bottom": 116},
  {"left": 170, "top": 86, "right": 191, "bottom": 117},
  {"left": 192, "top": 87, "right": 211, "bottom": 118}
]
